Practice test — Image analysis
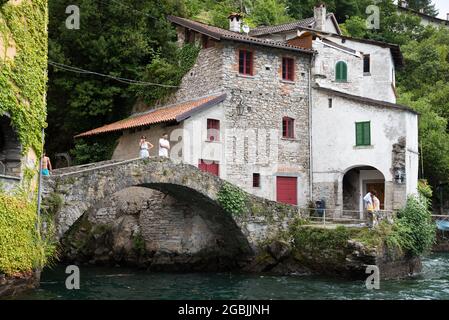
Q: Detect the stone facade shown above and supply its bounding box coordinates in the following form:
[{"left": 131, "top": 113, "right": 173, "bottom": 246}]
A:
[{"left": 249, "top": 6, "right": 419, "bottom": 216}]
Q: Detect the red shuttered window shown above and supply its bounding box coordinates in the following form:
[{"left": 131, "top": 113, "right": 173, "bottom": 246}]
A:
[
  {"left": 239, "top": 50, "right": 253, "bottom": 75},
  {"left": 282, "top": 57, "right": 295, "bottom": 81},
  {"left": 207, "top": 119, "right": 220, "bottom": 142},
  {"left": 282, "top": 117, "right": 295, "bottom": 139}
]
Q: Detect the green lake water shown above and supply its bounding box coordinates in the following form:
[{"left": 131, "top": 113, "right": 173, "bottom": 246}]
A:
[{"left": 13, "top": 253, "right": 449, "bottom": 300}]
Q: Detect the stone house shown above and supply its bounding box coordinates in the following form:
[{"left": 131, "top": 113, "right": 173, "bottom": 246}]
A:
[
  {"left": 77, "top": 5, "right": 419, "bottom": 217},
  {"left": 249, "top": 3, "right": 419, "bottom": 217}
]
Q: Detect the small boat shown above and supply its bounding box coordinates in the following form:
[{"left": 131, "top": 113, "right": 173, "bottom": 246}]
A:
[{"left": 436, "top": 220, "right": 449, "bottom": 231}]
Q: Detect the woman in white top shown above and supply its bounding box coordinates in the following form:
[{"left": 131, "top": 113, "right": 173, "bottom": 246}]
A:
[
  {"left": 159, "top": 133, "right": 170, "bottom": 157},
  {"left": 139, "top": 136, "right": 153, "bottom": 158}
]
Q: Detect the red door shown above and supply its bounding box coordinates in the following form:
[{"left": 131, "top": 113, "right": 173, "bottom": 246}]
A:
[
  {"left": 277, "top": 177, "right": 297, "bottom": 205},
  {"left": 198, "top": 160, "right": 219, "bottom": 176}
]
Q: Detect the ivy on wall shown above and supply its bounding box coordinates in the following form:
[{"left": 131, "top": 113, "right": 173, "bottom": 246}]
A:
[
  {"left": 0, "top": 0, "right": 49, "bottom": 276},
  {"left": 0, "top": 0, "right": 48, "bottom": 155}
]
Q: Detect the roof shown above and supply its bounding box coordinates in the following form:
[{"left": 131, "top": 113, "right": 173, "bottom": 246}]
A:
[
  {"left": 249, "top": 13, "right": 342, "bottom": 36},
  {"left": 277, "top": 25, "right": 404, "bottom": 67},
  {"left": 167, "top": 15, "right": 314, "bottom": 55},
  {"left": 247, "top": 15, "right": 403, "bottom": 67},
  {"left": 75, "top": 93, "right": 227, "bottom": 138},
  {"left": 397, "top": 6, "right": 449, "bottom": 26},
  {"left": 313, "top": 86, "right": 418, "bottom": 115}
]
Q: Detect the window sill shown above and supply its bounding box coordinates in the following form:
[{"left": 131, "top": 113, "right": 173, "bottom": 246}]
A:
[
  {"left": 335, "top": 80, "right": 348, "bottom": 83},
  {"left": 281, "top": 137, "right": 298, "bottom": 142},
  {"left": 280, "top": 79, "right": 295, "bottom": 85},
  {"left": 363, "top": 72, "right": 371, "bottom": 76},
  {"left": 354, "top": 145, "right": 374, "bottom": 149},
  {"left": 237, "top": 74, "right": 255, "bottom": 79},
  {"left": 205, "top": 140, "right": 221, "bottom": 144}
]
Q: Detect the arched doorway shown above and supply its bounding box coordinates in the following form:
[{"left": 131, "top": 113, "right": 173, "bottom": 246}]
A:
[
  {"left": 342, "top": 166, "right": 385, "bottom": 219},
  {"left": 0, "top": 115, "right": 22, "bottom": 177}
]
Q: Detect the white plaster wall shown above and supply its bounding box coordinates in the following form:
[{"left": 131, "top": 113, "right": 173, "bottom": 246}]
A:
[
  {"left": 328, "top": 37, "right": 396, "bottom": 103},
  {"left": 312, "top": 90, "right": 410, "bottom": 182},
  {"left": 181, "top": 103, "right": 226, "bottom": 177},
  {"left": 405, "top": 111, "right": 419, "bottom": 195}
]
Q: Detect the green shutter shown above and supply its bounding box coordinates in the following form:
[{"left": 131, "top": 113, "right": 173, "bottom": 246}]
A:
[
  {"left": 355, "top": 122, "right": 371, "bottom": 146},
  {"left": 363, "top": 122, "right": 371, "bottom": 145},
  {"left": 342, "top": 62, "right": 347, "bottom": 81},
  {"left": 336, "top": 62, "right": 348, "bottom": 82}
]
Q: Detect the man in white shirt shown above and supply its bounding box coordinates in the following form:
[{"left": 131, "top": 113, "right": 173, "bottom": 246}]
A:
[{"left": 159, "top": 133, "right": 170, "bottom": 157}]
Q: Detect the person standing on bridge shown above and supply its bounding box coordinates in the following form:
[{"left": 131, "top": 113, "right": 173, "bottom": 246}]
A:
[
  {"left": 159, "top": 133, "right": 170, "bottom": 158},
  {"left": 139, "top": 136, "right": 153, "bottom": 158}
]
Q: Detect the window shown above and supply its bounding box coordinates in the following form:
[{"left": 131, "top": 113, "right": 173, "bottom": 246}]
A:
[
  {"left": 253, "top": 173, "right": 261, "bottom": 188},
  {"left": 239, "top": 49, "right": 253, "bottom": 75},
  {"left": 335, "top": 61, "right": 348, "bottom": 82},
  {"left": 328, "top": 98, "right": 333, "bottom": 108},
  {"left": 355, "top": 121, "right": 371, "bottom": 146},
  {"left": 207, "top": 119, "right": 220, "bottom": 142},
  {"left": 282, "top": 117, "right": 295, "bottom": 139},
  {"left": 282, "top": 57, "right": 295, "bottom": 81},
  {"left": 363, "top": 54, "right": 371, "bottom": 74}
]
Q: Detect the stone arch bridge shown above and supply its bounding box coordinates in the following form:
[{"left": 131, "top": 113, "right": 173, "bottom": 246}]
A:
[{"left": 42, "top": 157, "right": 299, "bottom": 250}]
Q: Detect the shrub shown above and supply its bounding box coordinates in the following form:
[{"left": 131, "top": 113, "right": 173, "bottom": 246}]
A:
[
  {"left": 0, "top": 192, "right": 56, "bottom": 275},
  {"left": 217, "top": 182, "right": 247, "bottom": 216},
  {"left": 394, "top": 196, "right": 436, "bottom": 256}
]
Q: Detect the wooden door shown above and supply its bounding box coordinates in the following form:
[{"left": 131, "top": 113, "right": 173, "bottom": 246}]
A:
[
  {"left": 276, "top": 177, "right": 298, "bottom": 205},
  {"left": 198, "top": 160, "right": 219, "bottom": 177}
]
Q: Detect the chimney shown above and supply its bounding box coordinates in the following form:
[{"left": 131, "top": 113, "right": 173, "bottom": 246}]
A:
[
  {"left": 228, "top": 13, "right": 243, "bottom": 33},
  {"left": 314, "top": 3, "right": 327, "bottom": 32},
  {"left": 446, "top": 13, "right": 449, "bottom": 21},
  {"left": 399, "top": 0, "right": 408, "bottom": 8}
]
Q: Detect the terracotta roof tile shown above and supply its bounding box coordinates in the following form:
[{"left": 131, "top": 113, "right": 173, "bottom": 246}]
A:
[
  {"left": 167, "top": 15, "right": 314, "bottom": 54},
  {"left": 75, "top": 93, "right": 226, "bottom": 138}
]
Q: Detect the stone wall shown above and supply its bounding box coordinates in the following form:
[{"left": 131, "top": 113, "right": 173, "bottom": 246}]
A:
[
  {"left": 220, "top": 41, "right": 312, "bottom": 205},
  {"left": 43, "top": 157, "right": 299, "bottom": 246},
  {"left": 61, "top": 187, "right": 253, "bottom": 271}
]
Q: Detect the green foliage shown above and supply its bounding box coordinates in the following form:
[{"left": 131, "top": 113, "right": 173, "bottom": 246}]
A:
[
  {"left": 47, "top": 0, "right": 187, "bottom": 161},
  {"left": 71, "top": 134, "right": 120, "bottom": 165},
  {"left": 394, "top": 196, "right": 436, "bottom": 256},
  {"left": 217, "top": 182, "right": 247, "bottom": 216},
  {"left": 294, "top": 226, "right": 351, "bottom": 251},
  {"left": 418, "top": 179, "right": 433, "bottom": 203},
  {"left": 0, "top": 191, "right": 56, "bottom": 276},
  {"left": 133, "top": 44, "right": 200, "bottom": 106},
  {"left": 186, "top": 0, "right": 292, "bottom": 28},
  {"left": 406, "top": 0, "right": 439, "bottom": 16},
  {"left": 132, "top": 232, "right": 146, "bottom": 256},
  {"left": 0, "top": 0, "right": 47, "bottom": 155}
]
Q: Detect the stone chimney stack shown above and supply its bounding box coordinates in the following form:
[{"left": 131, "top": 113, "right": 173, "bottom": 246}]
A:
[
  {"left": 314, "top": 3, "right": 327, "bottom": 32},
  {"left": 228, "top": 13, "right": 243, "bottom": 33}
]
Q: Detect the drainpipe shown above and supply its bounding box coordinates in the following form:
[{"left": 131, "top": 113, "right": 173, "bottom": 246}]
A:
[
  {"left": 308, "top": 53, "right": 316, "bottom": 204},
  {"left": 36, "top": 128, "right": 44, "bottom": 237}
]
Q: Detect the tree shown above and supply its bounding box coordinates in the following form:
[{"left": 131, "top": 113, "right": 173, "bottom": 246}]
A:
[
  {"left": 407, "top": 0, "right": 439, "bottom": 17},
  {"left": 47, "top": 0, "right": 186, "bottom": 162}
]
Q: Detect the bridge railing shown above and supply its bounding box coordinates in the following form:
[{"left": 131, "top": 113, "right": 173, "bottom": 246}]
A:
[
  {"left": 299, "top": 207, "right": 395, "bottom": 226},
  {"left": 50, "top": 159, "right": 124, "bottom": 175}
]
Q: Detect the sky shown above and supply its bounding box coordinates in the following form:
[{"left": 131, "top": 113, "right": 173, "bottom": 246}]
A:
[{"left": 433, "top": 0, "right": 449, "bottom": 19}]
